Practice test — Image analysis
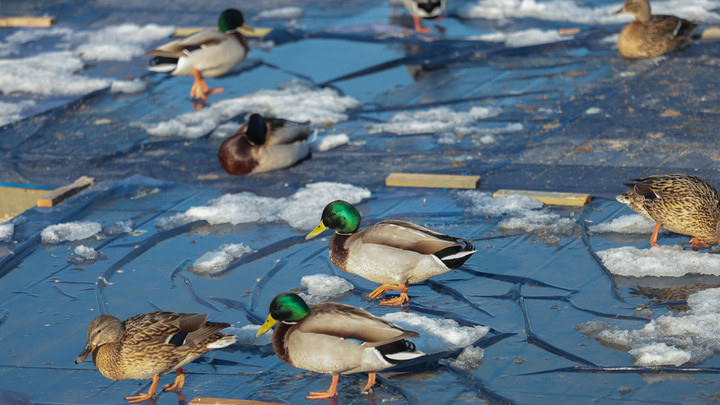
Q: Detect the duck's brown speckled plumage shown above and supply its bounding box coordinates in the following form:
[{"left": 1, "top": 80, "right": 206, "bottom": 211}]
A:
[
  {"left": 616, "top": 0, "right": 697, "bottom": 58},
  {"left": 617, "top": 174, "right": 720, "bottom": 246},
  {"left": 75, "top": 312, "right": 235, "bottom": 402}
]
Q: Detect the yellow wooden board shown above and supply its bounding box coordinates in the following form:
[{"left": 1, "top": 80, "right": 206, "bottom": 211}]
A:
[
  {"left": 492, "top": 189, "right": 591, "bottom": 206},
  {"left": 0, "top": 186, "right": 50, "bottom": 222},
  {"left": 37, "top": 176, "right": 94, "bottom": 208},
  {"left": 385, "top": 173, "right": 481, "bottom": 189},
  {"left": 0, "top": 16, "right": 55, "bottom": 27},
  {"left": 190, "top": 398, "right": 296, "bottom": 405}
]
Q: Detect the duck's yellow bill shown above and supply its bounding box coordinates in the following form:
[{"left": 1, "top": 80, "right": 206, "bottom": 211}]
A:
[
  {"left": 256, "top": 314, "right": 277, "bottom": 337},
  {"left": 305, "top": 221, "right": 328, "bottom": 240}
]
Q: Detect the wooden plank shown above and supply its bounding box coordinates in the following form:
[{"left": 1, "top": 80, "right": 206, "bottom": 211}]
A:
[
  {"left": 492, "top": 189, "right": 591, "bottom": 207},
  {"left": 0, "top": 186, "right": 51, "bottom": 222},
  {"left": 174, "top": 26, "right": 272, "bottom": 38},
  {"left": 0, "top": 16, "right": 56, "bottom": 28},
  {"left": 190, "top": 398, "right": 296, "bottom": 405},
  {"left": 702, "top": 26, "right": 720, "bottom": 38},
  {"left": 386, "top": 173, "right": 481, "bottom": 189},
  {"left": 37, "top": 176, "right": 94, "bottom": 208}
]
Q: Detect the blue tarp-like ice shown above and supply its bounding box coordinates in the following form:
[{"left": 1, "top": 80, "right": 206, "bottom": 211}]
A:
[{"left": 2, "top": 0, "right": 720, "bottom": 404}]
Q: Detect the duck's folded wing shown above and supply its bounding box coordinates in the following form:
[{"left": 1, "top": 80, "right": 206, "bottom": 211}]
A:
[
  {"left": 147, "top": 30, "right": 226, "bottom": 57},
  {"left": 358, "top": 220, "right": 469, "bottom": 255},
  {"left": 297, "top": 303, "right": 418, "bottom": 347}
]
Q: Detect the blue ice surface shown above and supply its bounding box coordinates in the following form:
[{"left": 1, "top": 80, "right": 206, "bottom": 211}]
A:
[{"left": 2, "top": 0, "right": 720, "bottom": 404}]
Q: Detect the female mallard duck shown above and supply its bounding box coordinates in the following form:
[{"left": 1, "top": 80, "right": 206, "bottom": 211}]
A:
[
  {"left": 616, "top": 174, "right": 720, "bottom": 248},
  {"left": 399, "top": 0, "right": 446, "bottom": 34},
  {"left": 306, "top": 200, "right": 476, "bottom": 306},
  {"left": 75, "top": 312, "right": 236, "bottom": 403},
  {"left": 255, "top": 292, "right": 423, "bottom": 399},
  {"left": 614, "top": 0, "right": 697, "bottom": 58},
  {"left": 218, "top": 113, "right": 311, "bottom": 175},
  {"left": 146, "top": 9, "right": 252, "bottom": 101}
]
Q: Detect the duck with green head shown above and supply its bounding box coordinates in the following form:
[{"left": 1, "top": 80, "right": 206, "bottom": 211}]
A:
[
  {"left": 218, "top": 113, "right": 311, "bottom": 175},
  {"left": 75, "top": 312, "right": 236, "bottom": 403},
  {"left": 306, "top": 200, "right": 476, "bottom": 306},
  {"left": 614, "top": 0, "right": 697, "bottom": 58},
  {"left": 146, "top": 9, "right": 253, "bottom": 102},
  {"left": 617, "top": 174, "right": 720, "bottom": 248},
  {"left": 255, "top": 292, "right": 423, "bottom": 400}
]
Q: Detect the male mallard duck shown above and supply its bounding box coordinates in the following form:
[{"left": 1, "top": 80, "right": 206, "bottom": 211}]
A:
[
  {"left": 75, "top": 312, "right": 236, "bottom": 403},
  {"left": 614, "top": 0, "right": 697, "bottom": 58},
  {"left": 255, "top": 292, "right": 423, "bottom": 399},
  {"left": 218, "top": 113, "right": 311, "bottom": 175},
  {"left": 616, "top": 174, "right": 720, "bottom": 248},
  {"left": 399, "top": 0, "right": 446, "bottom": 34},
  {"left": 306, "top": 200, "right": 476, "bottom": 306},
  {"left": 146, "top": 9, "right": 252, "bottom": 101}
]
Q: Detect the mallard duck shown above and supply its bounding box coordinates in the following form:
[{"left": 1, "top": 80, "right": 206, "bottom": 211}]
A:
[
  {"left": 306, "top": 200, "right": 476, "bottom": 306},
  {"left": 146, "top": 9, "right": 252, "bottom": 101},
  {"left": 616, "top": 174, "right": 720, "bottom": 248},
  {"left": 614, "top": 0, "right": 697, "bottom": 58},
  {"left": 218, "top": 113, "right": 311, "bottom": 175},
  {"left": 399, "top": 0, "right": 446, "bottom": 34},
  {"left": 255, "top": 292, "right": 423, "bottom": 399},
  {"left": 75, "top": 312, "right": 236, "bottom": 403}
]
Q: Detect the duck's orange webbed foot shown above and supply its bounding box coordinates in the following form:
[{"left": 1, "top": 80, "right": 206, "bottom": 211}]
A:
[
  {"left": 689, "top": 237, "right": 710, "bottom": 249},
  {"left": 361, "top": 371, "right": 377, "bottom": 392},
  {"left": 369, "top": 284, "right": 409, "bottom": 306},
  {"left": 162, "top": 368, "right": 186, "bottom": 392},
  {"left": 125, "top": 375, "right": 160, "bottom": 403},
  {"left": 190, "top": 69, "right": 224, "bottom": 102},
  {"left": 306, "top": 374, "right": 339, "bottom": 400},
  {"left": 649, "top": 223, "right": 662, "bottom": 247},
  {"left": 412, "top": 15, "right": 431, "bottom": 34}
]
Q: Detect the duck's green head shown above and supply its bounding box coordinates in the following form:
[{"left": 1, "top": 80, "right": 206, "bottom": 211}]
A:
[
  {"left": 244, "top": 113, "right": 267, "bottom": 145},
  {"left": 255, "top": 293, "right": 310, "bottom": 337},
  {"left": 218, "top": 9, "right": 253, "bottom": 33},
  {"left": 305, "top": 200, "right": 361, "bottom": 240}
]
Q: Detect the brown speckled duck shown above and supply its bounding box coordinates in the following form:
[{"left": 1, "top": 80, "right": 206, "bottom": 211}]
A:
[
  {"left": 75, "top": 312, "right": 236, "bottom": 403},
  {"left": 255, "top": 292, "right": 423, "bottom": 400},
  {"left": 306, "top": 200, "right": 476, "bottom": 306},
  {"left": 616, "top": 174, "right": 720, "bottom": 248},
  {"left": 615, "top": 0, "right": 697, "bottom": 58},
  {"left": 218, "top": 113, "right": 311, "bottom": 175},
  {"left": 147, "top": 9, "right": 252, "bottom": 101}
]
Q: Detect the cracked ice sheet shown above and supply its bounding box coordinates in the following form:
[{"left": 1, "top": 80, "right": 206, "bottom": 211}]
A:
[
  {"left": 577, "top": 287, "right": 720, "bottom": 366},
  {"left": 143, "top": 81, "right": 362, "bottom": 138},
  {"left": 156, "top": 182, "right": 370, "bottom": 231}
]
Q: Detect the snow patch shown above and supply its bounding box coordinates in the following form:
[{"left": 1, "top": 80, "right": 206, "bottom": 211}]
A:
[
  {"left": 382, "top": 312, "right": 489, "bottom": 354},
  {"left": 192, "top": 243, "right": 253, "bottom": 277},
  {"left": 41, "top": 222, "right": 102, "bottom": 244},
  {"left": 597, "top": 246, "right": 720, "bottom": 277},
  {"left": 156, "top": 182, "right": 370, "bottom": 231}
]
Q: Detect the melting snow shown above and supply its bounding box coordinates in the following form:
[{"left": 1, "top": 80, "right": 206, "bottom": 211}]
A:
[
  {"left": 75, "top": 24, "right": 174, "bottom": 61},
  {"left": 382, "top": 312, "right": 490, "bottom": 354},
  {"left": 597, "top": 246, "right": 720, "bottom": 277},
  {"left": 0, "top": 100, "right": 37, "bottom": 127},
  {"left": 589, "top": 214, "right": 658, "bottom": 234},
  {"left": 110, "top": 78, "right": 148, "bottom": 94},
  {"left": 156, "top": 182, "right": 370, "bottom": 231},
  {"left": 576, "top": 287, "right": 720, "bottom": 366},
  {"left": 144, "top": 81, "right": 361, "bottom": 138},
  {"left": 0, "top": 223, "right": 14, "bottom": 242},
  {"left": 369, "top": 106, "right": 504, "bottom": 136},
  {"left": 310, "top": 133, "right": 350, "bottom": 152},
  {"left": 458, "top": 191, "right": 577, "bottom": 235},
  {"left": 472, "top": 28, "right": 571, "bottom": 47},
  {"left": 192, "top": 243, "right": 253, "bottom": 277},
  {"left": 439, "top": 346, "right": 485, "bottom": 371},
  {"left": 41, "top": 222, "right": 102, "bottom": 244},
  {"left": 255, "top": 7, "right": 305, "bottom": 20},
  {"left": 298, "top": 274, "right": 354, "bottom": 305}
]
